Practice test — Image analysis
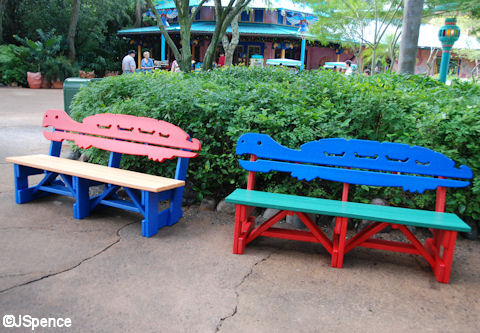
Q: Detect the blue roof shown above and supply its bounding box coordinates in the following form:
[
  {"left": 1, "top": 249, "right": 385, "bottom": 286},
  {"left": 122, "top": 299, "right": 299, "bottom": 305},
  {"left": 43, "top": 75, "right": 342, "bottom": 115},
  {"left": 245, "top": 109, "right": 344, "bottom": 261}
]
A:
[
  {"left": 153, "top": 0, "right": 313, "bottom": 14},
  {"left": 118, "top": 22, "right": 312, "bottom": 38}
]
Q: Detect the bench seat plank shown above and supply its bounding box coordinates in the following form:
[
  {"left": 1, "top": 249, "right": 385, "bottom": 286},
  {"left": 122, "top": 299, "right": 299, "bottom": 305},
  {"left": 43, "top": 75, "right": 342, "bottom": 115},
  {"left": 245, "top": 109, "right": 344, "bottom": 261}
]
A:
[
  {"left": 226, "top": 189, "right": 470, "bottom": 232},
  {"left": 7, "top": 154, "right": 184, "bottom": 193}
]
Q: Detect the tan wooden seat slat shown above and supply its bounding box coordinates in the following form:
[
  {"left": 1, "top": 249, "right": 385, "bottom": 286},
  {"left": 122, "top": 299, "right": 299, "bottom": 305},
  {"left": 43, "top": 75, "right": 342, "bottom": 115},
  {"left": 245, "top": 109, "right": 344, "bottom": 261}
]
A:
[{"left": 6, "top": 154, "right": 184, "bottom": 192}]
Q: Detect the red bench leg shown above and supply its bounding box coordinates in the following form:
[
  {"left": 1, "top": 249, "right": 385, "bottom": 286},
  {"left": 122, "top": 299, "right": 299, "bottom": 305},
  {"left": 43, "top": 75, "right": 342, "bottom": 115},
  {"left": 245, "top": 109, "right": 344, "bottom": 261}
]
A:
[
  {"left": 233, "top": 204, "right": 245, "bottom": 254},
  {"left": 331, "top": 216, "right": 348, "bottom": 268},
  {"left": 436, "top": 230, "right": 457, "bottom": 283},
  {"left": 426, "top": 230, "right": 458, "bottom": 283}
]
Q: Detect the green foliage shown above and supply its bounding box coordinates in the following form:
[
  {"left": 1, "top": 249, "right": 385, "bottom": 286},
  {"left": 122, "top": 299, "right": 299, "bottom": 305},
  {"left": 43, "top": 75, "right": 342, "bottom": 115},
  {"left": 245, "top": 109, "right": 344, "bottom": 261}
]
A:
[
  {"left": 42, "top": 56, "right": 74, "bottom": 82},
  {"left": 3, "top": 0, "right": 134, "bottom": 75},
  {"left": 0, "top": 44, "right": 29, "bottom": 86},
  {"left": 14, "top": 29, "right": 63, "bottom": 72},
  {"left": 70, "top": 67, "right": 480, "bottom": 222}
]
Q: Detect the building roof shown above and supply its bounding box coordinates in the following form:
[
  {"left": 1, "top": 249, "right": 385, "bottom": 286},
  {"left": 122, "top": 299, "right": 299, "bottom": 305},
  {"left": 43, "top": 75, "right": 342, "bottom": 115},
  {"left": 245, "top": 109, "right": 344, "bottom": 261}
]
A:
[
  {"left": 154, "top": 0, "right": 313, "bottom": 14},
  {"left": 118, "top": 21, "right": 311, "bottom": 38}
]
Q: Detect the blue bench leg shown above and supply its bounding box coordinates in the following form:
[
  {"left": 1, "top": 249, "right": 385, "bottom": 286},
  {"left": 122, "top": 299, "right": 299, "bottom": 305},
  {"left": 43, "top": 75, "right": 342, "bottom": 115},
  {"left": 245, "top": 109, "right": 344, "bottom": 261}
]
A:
[
  {"left": 167, "top": 186, "right": 184, "bottom": 226},
  {"left": 73, "top": 177, "right": 91, "bottom": 219},
  {"left": 13, "top": 165, "right": 51, "bottom": 204},
  {"left": 142, "top": 191, "right": 161, "bottom": 237}
]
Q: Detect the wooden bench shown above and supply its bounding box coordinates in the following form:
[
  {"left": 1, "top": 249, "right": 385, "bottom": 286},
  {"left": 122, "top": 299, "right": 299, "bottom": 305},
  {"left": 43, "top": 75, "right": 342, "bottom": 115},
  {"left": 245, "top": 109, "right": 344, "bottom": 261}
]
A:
[
  {"left": 225, "top": 133, "right": 472, "bottom": 283},
  {"left": 6, "top": 109, "right": 201, "bottom": 237}
]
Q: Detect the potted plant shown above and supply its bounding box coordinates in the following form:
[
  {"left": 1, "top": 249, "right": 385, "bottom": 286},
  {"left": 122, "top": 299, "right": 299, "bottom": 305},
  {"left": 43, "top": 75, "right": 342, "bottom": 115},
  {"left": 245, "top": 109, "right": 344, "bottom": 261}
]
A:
[
  {"left": 14, "top": 29, "right": 62, "bottom": 88},
  {"left": 43, "top": 57, "right": 74, "bottom": 89}
]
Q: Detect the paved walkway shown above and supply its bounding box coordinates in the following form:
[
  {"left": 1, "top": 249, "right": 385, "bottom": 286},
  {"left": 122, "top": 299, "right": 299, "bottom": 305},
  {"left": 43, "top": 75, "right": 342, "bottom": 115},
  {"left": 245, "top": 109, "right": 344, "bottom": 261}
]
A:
[{"left": 0, "top": 87, "right": 479, "bottom": 332}]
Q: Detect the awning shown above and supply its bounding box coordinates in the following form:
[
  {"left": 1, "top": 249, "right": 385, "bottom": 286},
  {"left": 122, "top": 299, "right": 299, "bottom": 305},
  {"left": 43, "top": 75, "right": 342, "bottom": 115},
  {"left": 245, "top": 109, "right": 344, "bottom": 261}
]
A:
[{"left": 118, "top": 21, "right": 312, "bottom": 39}]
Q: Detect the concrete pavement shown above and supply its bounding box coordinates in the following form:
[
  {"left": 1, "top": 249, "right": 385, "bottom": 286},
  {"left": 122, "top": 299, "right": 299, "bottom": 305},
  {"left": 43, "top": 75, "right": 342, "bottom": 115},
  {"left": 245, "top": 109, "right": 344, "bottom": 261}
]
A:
[{"left": 0, "top": 87, "right": 479, "bottom": 332}]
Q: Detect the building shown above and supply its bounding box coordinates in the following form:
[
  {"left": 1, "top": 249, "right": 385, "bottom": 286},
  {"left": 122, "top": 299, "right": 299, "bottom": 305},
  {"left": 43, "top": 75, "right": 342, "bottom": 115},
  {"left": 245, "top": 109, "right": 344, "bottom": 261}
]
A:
[
  {"left": 118, "top": 0, "right": 355, "bottom": 70},
  {"left": 118, "top": 0, "right": 480, "bottom": 76}
]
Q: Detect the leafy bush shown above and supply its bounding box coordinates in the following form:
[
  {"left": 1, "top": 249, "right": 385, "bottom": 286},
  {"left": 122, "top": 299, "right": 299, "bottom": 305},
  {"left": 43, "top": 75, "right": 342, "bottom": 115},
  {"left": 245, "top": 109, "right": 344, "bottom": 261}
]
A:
[
  {"left": 42, "top": 56, "right": 74, "bottom": 82},
  {"left": 70, "top": 68, "right": 480, "bottom": 222},
  {"left": 0, "top": 44, "right": 30, "bottom": 86},
  {"left": 14, "top": 29, "right": 63, "bottom": 72}
]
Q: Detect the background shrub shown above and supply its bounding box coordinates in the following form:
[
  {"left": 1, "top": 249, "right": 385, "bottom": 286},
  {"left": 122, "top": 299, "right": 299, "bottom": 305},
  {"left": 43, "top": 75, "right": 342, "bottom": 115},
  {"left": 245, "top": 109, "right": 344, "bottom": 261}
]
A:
[
  {"left": 70, "top": 68, "right": 480, "bottom": 223},
  {"left": 0, "top": 44, "right": 29, "bottom": 86}
]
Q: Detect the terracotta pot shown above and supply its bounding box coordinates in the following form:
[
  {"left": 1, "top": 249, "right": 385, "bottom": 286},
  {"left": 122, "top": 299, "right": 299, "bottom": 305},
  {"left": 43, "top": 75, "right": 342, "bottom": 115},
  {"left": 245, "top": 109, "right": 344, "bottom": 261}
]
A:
[
  {"left": 27, "top": 72, "right": 42, "bottom": 89},
  {"left": 85, "top": 71, "right": 95, "bottom": 79},
  {"left": 51, "top": 80, "right": 63, "bottom": 89},
  {"left": 104, "top": 71, "right": 119, "bottom": 77},
  {"left": 41, "top": 77, "right": 51, "bottom": 89}
]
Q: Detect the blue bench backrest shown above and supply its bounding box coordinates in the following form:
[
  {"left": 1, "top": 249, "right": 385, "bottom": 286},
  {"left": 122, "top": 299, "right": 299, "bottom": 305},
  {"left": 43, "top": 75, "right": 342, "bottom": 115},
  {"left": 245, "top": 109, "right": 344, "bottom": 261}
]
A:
[{"left": 236, "top": 133, "right": 472, "bottom": 193}]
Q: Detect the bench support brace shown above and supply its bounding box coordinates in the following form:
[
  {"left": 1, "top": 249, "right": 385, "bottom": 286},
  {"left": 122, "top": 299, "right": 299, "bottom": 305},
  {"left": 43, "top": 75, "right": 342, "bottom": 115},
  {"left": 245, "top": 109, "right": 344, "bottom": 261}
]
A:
[{"left": 233, "top": 204, "right": 333, "bottom": 255}]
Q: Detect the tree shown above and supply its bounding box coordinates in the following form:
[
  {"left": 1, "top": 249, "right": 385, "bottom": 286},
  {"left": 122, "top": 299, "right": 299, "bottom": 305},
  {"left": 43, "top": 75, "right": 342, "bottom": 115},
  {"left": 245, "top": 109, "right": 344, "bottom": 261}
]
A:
[
  {"left": 0, "top": 0, "right": 6, "bottom": 44},
  {"left": 67, "top": 0, "right": 81, "bottom": 63},
  {"left": 134, "top": 0, "right": 145, "bottom": 27},
  {"left": 306, "top": 0, "right": 403, "bottom": 71},
  {"left": 146, "top": 0, "right": 207, "bottom": 72},
  {"left": 398, "top": 0, "right": 424, "bottom": 74},
  {"left": 202, "top": 0, "right": 251, "bottom": 70},
  {"left": 425, "top": 47, "right": 440, "bottom": 75},
  {"left": 221, "top": 13, "right": 240, "bottom": 66}
]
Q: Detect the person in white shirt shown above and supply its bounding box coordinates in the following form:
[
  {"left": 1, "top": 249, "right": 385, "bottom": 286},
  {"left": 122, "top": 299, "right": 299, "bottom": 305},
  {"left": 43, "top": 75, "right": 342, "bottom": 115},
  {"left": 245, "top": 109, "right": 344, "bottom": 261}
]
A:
[
  {"left": 345, "top": 60, "right": 353, "bottom": 76},
  {"left": 122, "top": 50, "right": 136, "bottom": 74}
]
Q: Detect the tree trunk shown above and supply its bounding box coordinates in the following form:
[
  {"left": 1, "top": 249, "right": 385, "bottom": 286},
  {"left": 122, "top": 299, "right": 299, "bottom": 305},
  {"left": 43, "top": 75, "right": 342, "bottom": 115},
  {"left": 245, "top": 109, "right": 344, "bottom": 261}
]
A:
[
  {"left": 425, "top": 48, "right": 439, "bottom": 76},
  {"left": 371, "top": 46, "right": 377, "bottom": 73},
  {"left": 202, "top": 0, "right": 251, "bottom": 71},
  {"left": 134, "top": 0, "right": 143, "bottom": 28},
  {"left": 68, "top": 0, "right": 81, "bottom": 64},
  {"left": 222, "top": 13, "right": 240, "bottom": 66},
  {"left": 398, "top": 0, "right": 424, "bottom": 74},
  {"left": 0, "top": 0, "right": 6, "bottom": 44},
  {"left": 177, "top": 2, "right": 192, "bottom": 72}
]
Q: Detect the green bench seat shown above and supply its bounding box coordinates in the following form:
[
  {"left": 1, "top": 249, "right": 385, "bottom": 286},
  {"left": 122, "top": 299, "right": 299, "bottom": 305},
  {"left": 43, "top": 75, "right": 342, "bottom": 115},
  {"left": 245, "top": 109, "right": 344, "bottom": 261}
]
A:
[{"left": 226, "top": 189, "right": 471, "bottom": 232}]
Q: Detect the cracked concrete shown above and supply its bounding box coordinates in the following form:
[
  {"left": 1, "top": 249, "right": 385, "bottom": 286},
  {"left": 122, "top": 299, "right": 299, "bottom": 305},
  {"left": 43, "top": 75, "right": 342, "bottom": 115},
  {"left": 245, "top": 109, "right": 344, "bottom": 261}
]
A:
[
  {"left": 0, "top": 221, "right": 135, "bottom": 294},
  {"left": 216, "top": 251, "right": 275, "bottom": 332},
  {"left": 1, "top": 87, "right": 480, "bottom": 332}
]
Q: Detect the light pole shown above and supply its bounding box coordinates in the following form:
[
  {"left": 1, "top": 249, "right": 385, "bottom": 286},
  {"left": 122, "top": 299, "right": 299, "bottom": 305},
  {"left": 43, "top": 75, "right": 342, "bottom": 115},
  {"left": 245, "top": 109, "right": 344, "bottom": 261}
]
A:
[{"left": 438, "top": 18, "right": 460, "bottom": 83}]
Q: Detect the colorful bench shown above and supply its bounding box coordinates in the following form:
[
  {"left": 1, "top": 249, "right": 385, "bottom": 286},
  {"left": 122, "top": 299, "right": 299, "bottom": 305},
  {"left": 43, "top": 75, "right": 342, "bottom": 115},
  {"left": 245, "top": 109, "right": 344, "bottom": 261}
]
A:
[
  {"left": 6, "top": 110, "right": 201, "bottom": 237},
  {"left": 225, "top": 133, "right": 472, "bottom": 283}
]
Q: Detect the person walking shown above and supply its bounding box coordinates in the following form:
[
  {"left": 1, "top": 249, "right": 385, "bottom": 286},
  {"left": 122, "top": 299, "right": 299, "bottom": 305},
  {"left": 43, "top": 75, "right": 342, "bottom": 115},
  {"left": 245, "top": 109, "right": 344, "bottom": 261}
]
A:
[
  {"left": 345, "top": 60, "right": 353, "bottom": 76},
  {"left": 122, "top": 50, "right": 136, "bottom": 74}
]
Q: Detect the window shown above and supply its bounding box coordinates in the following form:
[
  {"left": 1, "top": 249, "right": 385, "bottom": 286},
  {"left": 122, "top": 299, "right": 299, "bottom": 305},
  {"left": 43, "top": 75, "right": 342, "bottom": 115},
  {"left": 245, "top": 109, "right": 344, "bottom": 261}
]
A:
[
  {"left": 241, "top": 10, "right": 250, "bottom": 22},
  {"left": 254, "top": 9, "right": 264, "bottom": 23},
  {"left": 277, "top": 10, "right": 284, "bottom": 24},
  {"left": 195, "top": 10, "right": 201, "bottom": 20}
]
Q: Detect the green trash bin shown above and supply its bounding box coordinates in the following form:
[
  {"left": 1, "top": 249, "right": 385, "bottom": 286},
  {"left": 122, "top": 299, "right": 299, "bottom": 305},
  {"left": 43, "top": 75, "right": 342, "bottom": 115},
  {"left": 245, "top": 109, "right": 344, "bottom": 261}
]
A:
[{"left": 63, "top": 77, "right": 101, "bottom": 114}]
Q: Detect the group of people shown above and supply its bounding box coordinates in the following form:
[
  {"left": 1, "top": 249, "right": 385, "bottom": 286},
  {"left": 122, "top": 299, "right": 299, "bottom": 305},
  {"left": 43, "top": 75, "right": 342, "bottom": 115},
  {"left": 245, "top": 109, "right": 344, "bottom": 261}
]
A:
[
  {"left": 122, "top": 49, "right": 156, "bottom": 74},
  {"left": 344, "top": 60, "right": 371, "bottom": 77},
  {"left": 122, "top": 50, "right": 228, "bottom": 74}
]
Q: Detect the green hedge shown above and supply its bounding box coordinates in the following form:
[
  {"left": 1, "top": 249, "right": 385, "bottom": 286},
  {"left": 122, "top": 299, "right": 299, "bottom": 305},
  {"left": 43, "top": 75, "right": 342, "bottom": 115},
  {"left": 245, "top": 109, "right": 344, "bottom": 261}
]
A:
[
  {"left": 70, "top": 67, "right": 480, "bottom": 222},
  {"left": 0, "top": 45, "right": 29, "bottom": 86}
]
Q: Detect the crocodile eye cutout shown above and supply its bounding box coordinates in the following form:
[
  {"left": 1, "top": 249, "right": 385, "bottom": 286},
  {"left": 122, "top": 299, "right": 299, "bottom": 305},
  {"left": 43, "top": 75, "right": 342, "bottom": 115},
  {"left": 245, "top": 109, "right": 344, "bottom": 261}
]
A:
[
  {"left": 257, "top": 141, "right": 262, "bottom": 146},
  {"left": 416, "top": 160, "right": 430, "bottom": 166},
  {"left": 97, "top": 124, "right": 112, "bottom": 129},
  {"left": 55, "top": 115, "right": 59, "bottom": 119}
]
